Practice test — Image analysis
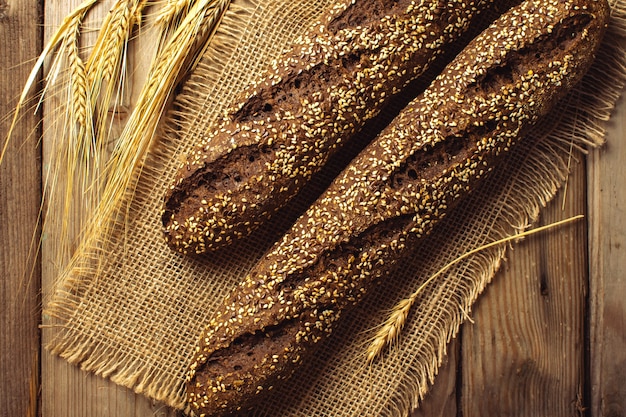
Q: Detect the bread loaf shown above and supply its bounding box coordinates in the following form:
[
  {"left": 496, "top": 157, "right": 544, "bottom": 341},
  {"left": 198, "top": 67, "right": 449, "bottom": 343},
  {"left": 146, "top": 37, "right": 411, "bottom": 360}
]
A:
[
  {"left": 185, "top": 0, "right": 609, "bottom": 415},
  {"left": 162, "top": 0, "right": 497, "bottom": 255}
]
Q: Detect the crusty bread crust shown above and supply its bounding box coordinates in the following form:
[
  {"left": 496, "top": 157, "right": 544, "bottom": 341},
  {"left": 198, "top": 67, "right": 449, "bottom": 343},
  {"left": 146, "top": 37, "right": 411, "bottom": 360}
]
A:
[
  {"left": 162, "top": 0, "right": 497, "bottom": 255},
  {"left": 186, "top": 0, "right": 609, "bottom": 415}
]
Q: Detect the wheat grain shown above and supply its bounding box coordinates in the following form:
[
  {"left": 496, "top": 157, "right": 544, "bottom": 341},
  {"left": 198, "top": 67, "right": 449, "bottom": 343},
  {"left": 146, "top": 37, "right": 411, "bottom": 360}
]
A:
[
  {"left": 155, "top": 0, "right": 195, "bottom": 50},
  {"left": 85, "top": 0, "right": 149, "bottom": 111},
  {"left": 365, "top": 215, "right": 585, "bottom": 364},
  {"left": 0, "top": 1, "right": 8, "bottom": 21},
  {"left": 101, "top": 7, "right": 133, "bottom": 84},
  {"left": 1, "top": 0, "right": 99, "bottom": 271}
]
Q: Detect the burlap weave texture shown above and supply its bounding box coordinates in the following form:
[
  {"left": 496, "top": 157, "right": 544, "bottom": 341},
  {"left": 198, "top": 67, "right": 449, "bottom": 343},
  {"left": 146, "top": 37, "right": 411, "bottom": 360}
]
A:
[{"left": 45, "top": 0, "right": 626, "bottom": 415}]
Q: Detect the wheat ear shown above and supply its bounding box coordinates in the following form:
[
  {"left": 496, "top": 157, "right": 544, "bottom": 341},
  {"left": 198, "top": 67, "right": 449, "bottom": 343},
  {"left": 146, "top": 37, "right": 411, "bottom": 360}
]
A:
[
  {"left": 65, "top": 19, "right": 90, "bottom": 135},
  {"left": 53, "top": 9, "right": 95, "bottom": 262},
  {"left": 86, "top": 0, "right": 146, "bottom": 84},
  {"left": 365, "top": 214, "right": 584, "bottom": 364}
]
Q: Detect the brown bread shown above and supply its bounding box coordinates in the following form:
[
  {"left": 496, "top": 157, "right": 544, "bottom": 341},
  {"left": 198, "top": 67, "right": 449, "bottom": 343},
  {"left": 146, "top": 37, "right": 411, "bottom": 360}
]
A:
[
  {"left": 185, "top": 0, "right": 609, "bottom": 415},
  {"left": 162, "top": 0, "right": 497, "bottom": 255}
]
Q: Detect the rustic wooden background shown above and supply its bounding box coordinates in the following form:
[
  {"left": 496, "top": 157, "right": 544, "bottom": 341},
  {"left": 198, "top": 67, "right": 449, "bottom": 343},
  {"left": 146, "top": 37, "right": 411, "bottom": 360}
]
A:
[{"left": 1, "top": 1, "right": 625, "bottom": 416}]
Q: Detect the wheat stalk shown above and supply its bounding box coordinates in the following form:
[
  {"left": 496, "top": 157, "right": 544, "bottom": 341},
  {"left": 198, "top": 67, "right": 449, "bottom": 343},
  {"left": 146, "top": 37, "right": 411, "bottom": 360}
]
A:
[
  {"left": 54, "top": 11, "right": 95, "bottom": 261},
  {"left": 0, "top": 0, "right": 100, "bottom": 166},
  {"left": 70, "top": 0, "right": 231, "bottom": 256},
  {"left": 365, "top": 214, "right": 585, "bottom": 364},
  {"left": 65, "top": 20, "right": 90, "bottom": 131},
  {"left": 0, "top": 0, "right": 99, "bottom": 267},
  {"left": 85, "top": 0, "right": 150, "bottom": 156},
  {"left": 86, "top": 0, "right": 146, "bottom": 84}
]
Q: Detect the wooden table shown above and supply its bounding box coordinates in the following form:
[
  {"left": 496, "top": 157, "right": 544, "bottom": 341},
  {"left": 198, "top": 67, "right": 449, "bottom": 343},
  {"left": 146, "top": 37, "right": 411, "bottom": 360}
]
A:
[{"left": 2, "top": 1, "right": 625, "bottom": 416}]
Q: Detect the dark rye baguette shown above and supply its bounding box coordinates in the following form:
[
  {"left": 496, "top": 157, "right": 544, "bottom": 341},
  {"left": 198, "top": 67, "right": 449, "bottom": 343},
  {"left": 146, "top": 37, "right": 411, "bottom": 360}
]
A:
[
  {"left": 162, "top": 0, "right": 497, "bottom": 255},
  {"left": 185, "top": 0, "right": 609, "bottom": 415}
]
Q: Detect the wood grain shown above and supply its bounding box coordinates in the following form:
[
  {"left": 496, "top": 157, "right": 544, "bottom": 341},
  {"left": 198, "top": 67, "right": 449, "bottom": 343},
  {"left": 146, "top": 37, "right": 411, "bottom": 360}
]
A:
[
  {"left": 588, "top": 89, "right": 626, "bottom": 417},
  {"left": 0, "top": 0, "right": 624, "bottom": 416},
  {"left": 460, "top": 149, "right": 588, "bottom": 416},
  {"left": 0, "top": 0, "right": 42, "bottom": 416}
]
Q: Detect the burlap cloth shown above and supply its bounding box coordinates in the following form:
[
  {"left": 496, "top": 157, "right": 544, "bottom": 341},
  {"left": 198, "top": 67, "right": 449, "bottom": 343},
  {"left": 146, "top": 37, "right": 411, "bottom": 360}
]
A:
[{"left": 45, "top": 0, "right": 626, "bottom": 415}]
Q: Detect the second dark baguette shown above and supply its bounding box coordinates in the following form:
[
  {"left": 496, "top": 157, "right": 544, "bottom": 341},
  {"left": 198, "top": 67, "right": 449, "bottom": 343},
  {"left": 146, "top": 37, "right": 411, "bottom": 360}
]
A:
[{"left": 185, "top": 0, "right": 609, "bottom": 415}]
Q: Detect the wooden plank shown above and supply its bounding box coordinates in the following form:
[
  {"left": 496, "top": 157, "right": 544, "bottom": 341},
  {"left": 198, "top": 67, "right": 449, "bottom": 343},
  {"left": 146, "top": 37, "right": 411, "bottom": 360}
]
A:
[
  {"left": 0, "top": 0, "right": 42, "bottom": 416},
  {"left": 460, "top": 151, "right": 588, "bottom": 415},
  {"left": 588, "top": 88, "right": 626, "bottom": 416},
  {"left": 39, "top": 1, "right": 179, "bottom": 415}
]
